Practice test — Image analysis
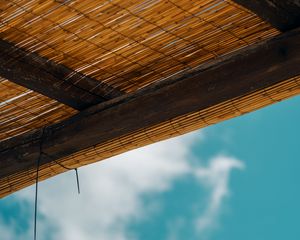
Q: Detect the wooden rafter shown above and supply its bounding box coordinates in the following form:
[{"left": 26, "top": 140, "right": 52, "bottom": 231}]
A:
[
  {"left": 0, "top": 39, "right": 124, "bottom": 110},
  {"left": 0, "top": 28, "right": 300, "bottom": 197},
  {"left": 233, "top": 0, "right": 300, "bottom": 32}
]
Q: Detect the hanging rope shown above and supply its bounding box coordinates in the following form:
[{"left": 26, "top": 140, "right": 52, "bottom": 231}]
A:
[
  {"left": 33, "top": 128, "right": 45, "bottom": 240},
  {"left": 33, "top": 128, "right": 80, "bottom": 240}
]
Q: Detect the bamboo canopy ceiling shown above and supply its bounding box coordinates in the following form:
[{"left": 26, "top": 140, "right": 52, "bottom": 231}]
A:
[{"left": 0, "top": 0, "right": 300, "bottom": 198}]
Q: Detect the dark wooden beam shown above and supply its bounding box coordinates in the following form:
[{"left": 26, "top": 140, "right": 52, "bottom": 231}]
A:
[
  {"left": 0, "top": 39, "right": 124, "bottom": 110},
  {"left": 1, "top": 28, "right": 300, "bottom": 192},
  {"left": 233, "top": 0, "right": 300, "bottom": 32}
]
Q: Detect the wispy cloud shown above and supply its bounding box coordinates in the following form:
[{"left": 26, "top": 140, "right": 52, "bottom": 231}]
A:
[
  {"left": 0, "top": 219, "right": 17, "bottom": 240},
  {"left": 0, "top": 131, "right": 244, "bottom": 240},
  {"left": 193, "top": 155, "right": 245, "bottom": 234}
]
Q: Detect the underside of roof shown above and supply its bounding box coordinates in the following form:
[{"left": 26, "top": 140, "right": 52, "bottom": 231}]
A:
[{"left": 0, "top": 0, "right": 300, "bottom": 198}]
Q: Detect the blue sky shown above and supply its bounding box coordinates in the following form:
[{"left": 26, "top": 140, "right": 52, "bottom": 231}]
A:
[{"left": 1, "top": 95, "right": 300, "bottom": 240}]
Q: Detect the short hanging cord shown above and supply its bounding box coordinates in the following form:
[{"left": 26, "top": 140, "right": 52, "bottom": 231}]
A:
[
  {"left": 75, "top": 168, "right": 80, "bottom": 194},
  {"left": 41, "top": 151, "right": 81, "bottom": 195}
]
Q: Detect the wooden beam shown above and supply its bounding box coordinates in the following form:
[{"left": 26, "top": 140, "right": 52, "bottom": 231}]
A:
[
  {"left": 0, "top": 39, "right": 124, "bottom": 110},
  {"left": 233, "top": 0, "right": 300, "bottom": 32},
  {"left": 1, "top": 28, "right": 300, "bottom": 196}
]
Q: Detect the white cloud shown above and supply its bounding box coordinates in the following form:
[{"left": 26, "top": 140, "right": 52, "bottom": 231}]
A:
[
  {"left": 0, "top": 219, "right": 17, "bottom": 240},
  {"left": 12, "top": 132, "right": 201, "bottom": 240},
  {"left": 194, "top": 155, "right": 245, "bottom": 233},
  {"left": 0, "top": 131, "right": 244, "bottom": 240}
]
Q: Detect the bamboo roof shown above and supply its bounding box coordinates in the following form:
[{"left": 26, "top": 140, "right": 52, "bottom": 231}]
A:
[{"left": 0, "top": 0, "right": 300, "bottom": 197}]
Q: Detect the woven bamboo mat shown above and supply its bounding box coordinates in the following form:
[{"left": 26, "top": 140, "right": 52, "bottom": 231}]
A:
[
  {"left": 0, "top": 0, "right": 280, "bottom": 142},
  {"left": 1, "top": 0, "right": 278, "bottom": 94}
]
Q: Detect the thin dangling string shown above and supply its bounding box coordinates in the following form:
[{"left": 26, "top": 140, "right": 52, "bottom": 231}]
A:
[
  {"left": 34, "top": 128, "right": 45, "bottom": 240},
  {"left": 75, "top": 168, "right": 80, "bottom": 194},
  {"left": 41, "top": 151, "right": 80, "bottom": 194},
  {"left": 33, "top": 128, "right": 81, "bottom": 240}
]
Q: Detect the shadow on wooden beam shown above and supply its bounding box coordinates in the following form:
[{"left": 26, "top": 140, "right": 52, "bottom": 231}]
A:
[
  {"left": 233, "top": 0, "right": 300, "bottom": 32},
  {"left": 0, "top": 39, "right": 124, "bottom": 110}
]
